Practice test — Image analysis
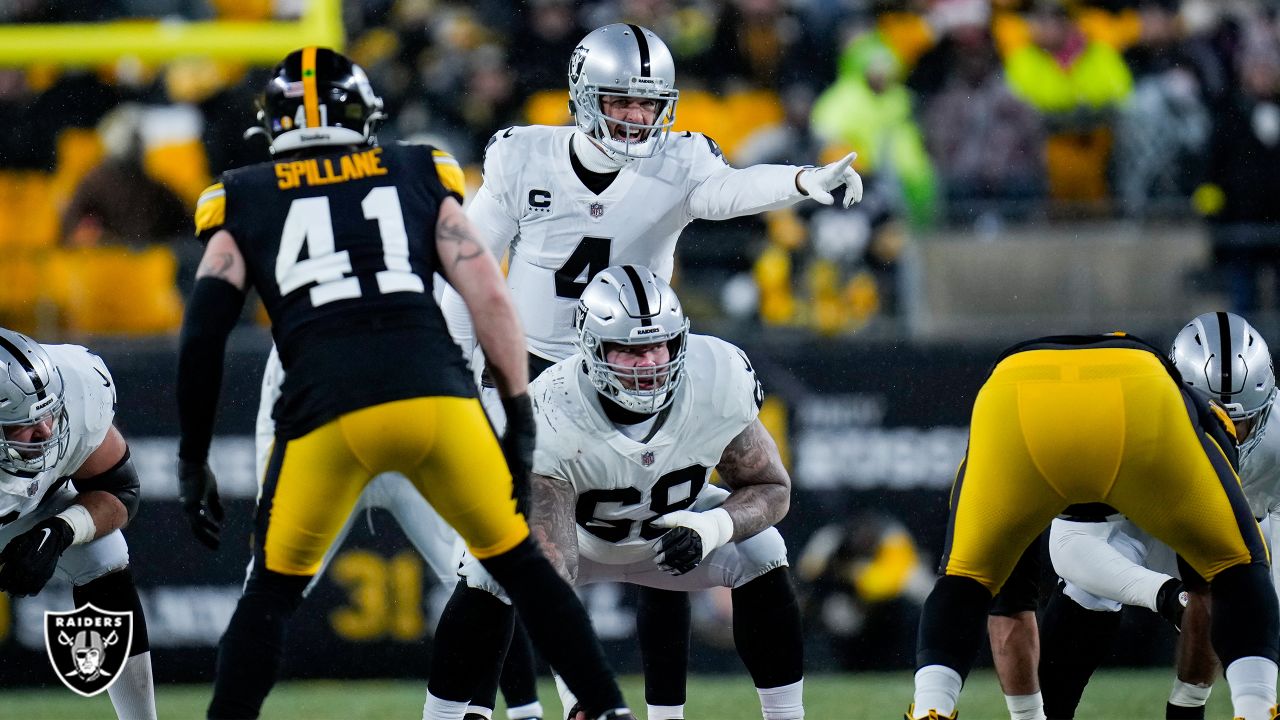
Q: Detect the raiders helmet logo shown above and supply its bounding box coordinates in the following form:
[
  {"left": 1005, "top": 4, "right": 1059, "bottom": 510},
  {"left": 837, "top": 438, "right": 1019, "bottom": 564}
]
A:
[
  {"left": 45, "top": 604, "right": 133, "bottom": 697},
  {"left": 569, "top": 46, "right": 589, "bottom": 84}
]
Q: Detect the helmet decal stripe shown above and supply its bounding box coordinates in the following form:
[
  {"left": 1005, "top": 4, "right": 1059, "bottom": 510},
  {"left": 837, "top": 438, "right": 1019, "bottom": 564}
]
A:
[
  {"left": 301, "top": 46, "right": 320, "bottom": 130},
  {"left": 621, "top": 264, "right": 653, "bottom": 326},
  {"left": 1217, "top": 311, "right": 1232, "bottom": 399},
  {"left": 0, "top": 334, "right": 45, "bottom": 401},
  {"left": 627, "top": 24, "right": 651, "bottom": 78}
]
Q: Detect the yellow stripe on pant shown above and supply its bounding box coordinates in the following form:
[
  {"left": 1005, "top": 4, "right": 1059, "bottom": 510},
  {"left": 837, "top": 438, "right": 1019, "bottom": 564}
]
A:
[
  {"left": 943, "top": 347, "right": 1264, "bottom": 594},
  {"left": 258, "top": 396, "right": 527, "bottom": 576}
]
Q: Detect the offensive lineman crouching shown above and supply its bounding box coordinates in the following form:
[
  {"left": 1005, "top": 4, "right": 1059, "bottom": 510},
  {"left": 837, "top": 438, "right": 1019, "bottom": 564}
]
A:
[{"left": 425, "top": 266, "right": 806, "bottom": 720}]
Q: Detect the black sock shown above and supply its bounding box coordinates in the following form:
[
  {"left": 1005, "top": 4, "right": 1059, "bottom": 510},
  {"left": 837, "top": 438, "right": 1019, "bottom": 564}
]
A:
[
  {"left": 732, "top": 568, "right": 804, "bottom": 689},
  {"left": 1166, "top": 702, "right": 1207, "bottom": 719},
  {"left": 1039, "top": 583, "right": 1120, "bottom": 720},
  {"left": 916, "top": 575, "right": 992, "bottom": 680},
  {"left": 207, "top": 571, "right": 309, "bottom": 720},
  {"left": 498, "top": 619, "right": 540, "bottom": 709},
  {"left": 428, "top": 585, "right": 514, "bottom": 706},
  {"left": 637, "top": 587, "right": 690, "bottom": 706},
  {"left": 73, "top": 567, "right": 149, "bottom": 655},
  {"left": 1210, "top": 562, "right": 1280, "bottom": 666},
  {"left": 480, "top": 538, "right": 624, "bottom": 716}
]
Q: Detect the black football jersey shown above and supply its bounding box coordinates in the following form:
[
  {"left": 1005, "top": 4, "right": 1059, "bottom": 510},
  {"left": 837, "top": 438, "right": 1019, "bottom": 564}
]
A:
[{"left": 194, "top": 143, "right": 476, "bottom": 439}]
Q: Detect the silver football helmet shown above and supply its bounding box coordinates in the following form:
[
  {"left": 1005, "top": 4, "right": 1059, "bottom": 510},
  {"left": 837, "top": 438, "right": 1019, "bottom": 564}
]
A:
[
  {"left": 1171, "top": 312, "right": 1278, "bottom": 459},
  {"left": 0, "top": 328, "right": 69, "bottom": 476},
  {"left": 568, "top": 23, "right": 679, "bottom": 162},
  {"left": 575, "top": 265, "right": 689, "bottom": 414}
]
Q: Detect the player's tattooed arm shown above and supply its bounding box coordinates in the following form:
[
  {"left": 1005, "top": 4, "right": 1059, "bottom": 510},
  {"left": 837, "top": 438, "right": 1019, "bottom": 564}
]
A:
[
  {"left": 195, "top": 230, "right": 248, "bottom": 289},
  {"left": 715, "top": 418, "right": 792, "bottom": 541},
  {"left": 529, "top": 472, "right": 580, "bottom": 583},
  {"left": 436, "top": 214, "right": 487, "bottom": 270}
]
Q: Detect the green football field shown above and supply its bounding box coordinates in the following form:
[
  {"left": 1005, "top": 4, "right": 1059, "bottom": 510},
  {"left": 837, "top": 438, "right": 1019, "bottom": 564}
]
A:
[{"left": 0, "top": 669, "right": 1235, "bottom": 719}]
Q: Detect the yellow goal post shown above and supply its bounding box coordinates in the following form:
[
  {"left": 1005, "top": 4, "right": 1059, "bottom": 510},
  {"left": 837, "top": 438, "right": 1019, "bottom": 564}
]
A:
[{"left": 0, "top": 0, "right": 343, "bottom": 67}]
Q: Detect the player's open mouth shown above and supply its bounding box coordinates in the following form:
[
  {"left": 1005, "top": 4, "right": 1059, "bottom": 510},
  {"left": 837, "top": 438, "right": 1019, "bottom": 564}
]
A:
[{"left": 612, "top": 127, "right": 648, "bottom": 143}]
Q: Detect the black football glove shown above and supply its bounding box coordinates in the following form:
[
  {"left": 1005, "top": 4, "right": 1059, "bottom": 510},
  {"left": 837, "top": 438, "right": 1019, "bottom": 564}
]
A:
[
  {"left": 501, "top": 393, "right": 536, "bottom": 517},
  {"left": 0, "top": 517, "right": 75, "bottom": 597},
  {"left": 653, "top": 526, "right": 703, "bottom": 576},
  {"left": 179, "top": 459, "right": 224, "bottom": 550},
  {"left": 1156, "top": 577, "right": 1188, "bottom": 632}
]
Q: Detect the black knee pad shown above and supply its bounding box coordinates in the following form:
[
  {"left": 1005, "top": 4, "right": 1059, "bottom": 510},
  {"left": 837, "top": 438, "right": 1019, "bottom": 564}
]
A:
[
  {"left": 1210, "top": 562, "right": 1279, "bottom": 666},
  {"left": 916, "top": 575, "right": 992, "bottom": 680},
  {"left": 73, "top": 567, "right": 149, "bottom": 655}
]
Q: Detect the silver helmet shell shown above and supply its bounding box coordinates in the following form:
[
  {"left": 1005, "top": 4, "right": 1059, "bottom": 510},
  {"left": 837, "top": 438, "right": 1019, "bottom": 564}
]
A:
[
  {"left": 568, "top": 23, "right": 679, "bottom": 162},
  {"left": 1170, "top": 311, "right": 1278, "bottom": 459},
  {"left": 0, "top": 328, "right": 69, "bottom": 476},
  {"left": 575, "top": 265, "right": 689, "bottom": 414}
]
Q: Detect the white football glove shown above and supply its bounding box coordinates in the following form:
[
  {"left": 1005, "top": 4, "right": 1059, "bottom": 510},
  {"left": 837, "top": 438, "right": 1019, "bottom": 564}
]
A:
[
  {"left": 651, "top": 508, "right": 734, "bottom": 575},
  {"left": 796, "top": 151, "right": 864, "bottom": 208}
]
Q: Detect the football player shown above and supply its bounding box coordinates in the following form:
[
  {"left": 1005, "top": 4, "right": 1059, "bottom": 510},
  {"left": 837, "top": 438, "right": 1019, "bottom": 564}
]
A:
[
  {"left": 176, "top": 47, "right": 636, "bottom": 720},
  {"left": 429, "top": 266, "right": 804, "bottom": 720},
  {"left": 908, "top": 332, "right": 1279, "bottom": 720},
  {"left": 431, "top": 22, "right": 862, "bottom": 720},
  {"left": 0, "top": 328, "right": 154, "bottom": 720},
  {"left": 1039, "top": 312, "right": 1280, "bottom": 719}
]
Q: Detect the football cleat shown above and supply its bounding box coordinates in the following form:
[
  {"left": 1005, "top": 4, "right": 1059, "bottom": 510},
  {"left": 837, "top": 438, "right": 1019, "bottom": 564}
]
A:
[{"left": 905, "top": 705, "right": 958, "bottom": 720}]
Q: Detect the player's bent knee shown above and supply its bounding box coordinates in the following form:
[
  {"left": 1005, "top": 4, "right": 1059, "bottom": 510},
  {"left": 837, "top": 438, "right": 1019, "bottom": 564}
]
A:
[
  {"left": 56, "top": 530, "right": 131, "bottom": 585},
  {"left": 459, "top": 554, "right": 513, "bottom": 605},
  {"left": 1061, "top": 580, "right": 1123, "bottom": 613},
  {"left": 731, "top": 527, "right": 790, "bottom": 587}
]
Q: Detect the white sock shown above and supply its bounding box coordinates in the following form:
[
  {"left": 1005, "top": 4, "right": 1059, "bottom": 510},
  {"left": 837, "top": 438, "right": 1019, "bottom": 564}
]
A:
[
  {"left": 107, "top": 650, "right": 157, "bottom": 720},
  {"left": 1226, "top": 656, "right": 1278, "bottom": 720},
  {"left": 507, "top": 701, "right": 543, "bottom": 720},
  {"left": 465, "top": 706, "right": 493, "bottom": 719},
  {"left": 1168, "top": 679, "right": 1213, "bottom": 707},
  {"left": 554, "top": 674, "right": 578, "bottom": 719},
  {"left": 757, "top": 678, "right": 804, "bottom": 720},
  {"left": 1004, "top": 691, "right": 1045, "bottom": 720},
  {"left": 422, "top": 691, "right": 470, "bottom": 720},
  {"left": 647, "top": 704, "right": 686, "bottom": 720},
  {"left": 912, "top": 665, "right": 963, "bottom": 718}
]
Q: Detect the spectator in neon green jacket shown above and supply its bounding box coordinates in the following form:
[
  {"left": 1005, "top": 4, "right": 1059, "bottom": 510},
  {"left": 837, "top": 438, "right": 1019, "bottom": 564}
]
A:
[
  {"left": 811, "top": 30, "right": 938, "bottom": 228},
  {"left": 1003, "top": 4, "right": 1133, "bottom": 116}
]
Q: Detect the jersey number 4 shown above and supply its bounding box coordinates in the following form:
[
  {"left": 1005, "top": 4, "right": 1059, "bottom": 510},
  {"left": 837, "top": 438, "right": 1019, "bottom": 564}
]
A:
[
  {"left": 576, "top": 465, "right": 708, "bottom": 543},
  {"left": 554, "top": 236, "right": 612, "bottom": 299},
  {"left": 277, "top": 187, "right": 424, "bottom": 307}
]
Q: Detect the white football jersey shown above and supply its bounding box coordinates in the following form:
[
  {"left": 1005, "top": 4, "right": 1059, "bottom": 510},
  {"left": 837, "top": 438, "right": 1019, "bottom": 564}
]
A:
[
  {"left": 531, "top": 334, "right": 763, "bottom": 565},
  {"left": 470, "top": 125, "right": 767, "bottom": 360},
  {"left": 0, "top": 345, "right": 115, "bottom": 522},
  {"left": 1241, "top": 392, "right": 1280, "bottom": 518}
]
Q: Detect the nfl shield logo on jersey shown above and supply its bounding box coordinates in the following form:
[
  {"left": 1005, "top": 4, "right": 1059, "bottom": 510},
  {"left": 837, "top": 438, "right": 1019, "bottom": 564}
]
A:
[
  {"left": 45, "top": 604, "right": 133, "bottom": 697},
  {"left": 589, "top": 201, "right": 604, "bottom": 218},
  {"left": 641, "top": 451, "right": 655, "bottom": 467}
]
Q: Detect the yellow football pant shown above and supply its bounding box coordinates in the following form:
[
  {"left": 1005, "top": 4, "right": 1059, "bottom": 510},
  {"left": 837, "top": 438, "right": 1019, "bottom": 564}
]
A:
[
  {"left": 258, "top": 396, "right": 527, "bottom": 576},
  {"left": 944, "top": 347, "right": 1268, "bottom": 594}
]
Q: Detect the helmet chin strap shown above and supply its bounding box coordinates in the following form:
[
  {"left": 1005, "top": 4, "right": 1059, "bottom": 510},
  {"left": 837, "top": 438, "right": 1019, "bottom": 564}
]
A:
[{"left": 573, "top": 130, "right": 628, "bottom": 173}]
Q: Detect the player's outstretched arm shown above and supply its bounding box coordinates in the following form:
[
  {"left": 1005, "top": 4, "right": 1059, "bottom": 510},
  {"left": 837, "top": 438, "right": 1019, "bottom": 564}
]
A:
[
  {"left": 711, "top": 418, "right": 792, "bottom": 541},
  {"left": 528, "top": 472, "right": 579, "bottom": 583},
  {"left": 435, "top": 197, "right": 528, "bottom": 398},
  {"left": 1048, "top": 518, "right": 1175, "bottom": 614},
  {"left": 687, "top": 150, "right": 864, "bottom": 221},
  {"left": 175, "top": 230, "right": 247, "bottom": 550}
]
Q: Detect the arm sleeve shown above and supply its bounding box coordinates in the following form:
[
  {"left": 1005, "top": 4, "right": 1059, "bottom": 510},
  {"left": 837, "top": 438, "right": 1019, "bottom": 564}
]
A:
[
  {"left": 1049, "top": 518, "right": 1171, "bottom": 611},
  {"left": 688, "top": 163, "right": 809, "bottom": 220},
  {"left": 177, "top": 276, "right": 247, "bottom": 463},
  {"left": 71, "top": 447, "right": 140, "bottom": 521}
]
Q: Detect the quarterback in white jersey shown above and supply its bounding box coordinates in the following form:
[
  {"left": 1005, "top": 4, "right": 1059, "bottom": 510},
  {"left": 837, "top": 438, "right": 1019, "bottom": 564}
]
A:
[
  {"left": 440, "top": 23, "right": 863, "bottom": 363},
  {"left": 431, "top": 267, "right": 805, "bottom": 720},
  {"left": 1041, "top": 312, "right": 1280, "bottom": 719},
  {"left": 0, "top": 328, "right": 155, "bottom": 720}
]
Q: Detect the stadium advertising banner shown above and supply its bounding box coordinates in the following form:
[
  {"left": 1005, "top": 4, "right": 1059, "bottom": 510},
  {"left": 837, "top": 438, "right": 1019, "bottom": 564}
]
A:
[{"left": 0, "top": 339, "right": 1175, "bottom": 683}]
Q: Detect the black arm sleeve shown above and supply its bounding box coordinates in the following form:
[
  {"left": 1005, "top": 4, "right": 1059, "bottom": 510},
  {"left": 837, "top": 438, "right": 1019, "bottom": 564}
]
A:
[
  {"left": 177, "top": 276, "right": 246, "bottom": 463},
  {"left": 72, "top": 447, "right": 141, "bottom": 521}
]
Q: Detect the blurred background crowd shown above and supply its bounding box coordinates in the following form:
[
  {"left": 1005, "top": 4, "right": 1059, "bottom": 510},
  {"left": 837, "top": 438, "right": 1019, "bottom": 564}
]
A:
[{"left": 5, "top": 0, "right": 1280, "bottom": 341}]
